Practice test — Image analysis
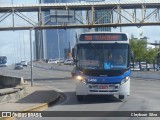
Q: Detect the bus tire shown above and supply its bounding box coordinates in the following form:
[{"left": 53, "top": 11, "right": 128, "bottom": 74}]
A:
[
  {"left": 77, "top": 95, "right": 84, "bottom": 101},
  {"left": 119, "top": 95, "right": 125, "bottom": 100}
]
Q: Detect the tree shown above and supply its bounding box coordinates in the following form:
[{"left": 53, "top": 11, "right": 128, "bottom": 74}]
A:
[
  {"left": 130, "top": 38, "right": 147, "bottom": 60},
  {"left": 146, "top": 48, "right": 158, "bottom": 63},
  {"left": 129, "top": 38, "right": 158, "bottom": 63}
]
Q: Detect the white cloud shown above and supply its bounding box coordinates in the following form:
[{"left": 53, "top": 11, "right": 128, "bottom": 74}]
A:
[
  {"left": 147, "top": 44, "right": 155, "bottom": 49},
  {"left": 112, "top": 26, "right": 160, "bottom": 42},
  {"left": 0, "top": 30, "right": 33, "bottom": 64},
  {"left": 0, "top": 0, "right": 37, "bottom": 65}
]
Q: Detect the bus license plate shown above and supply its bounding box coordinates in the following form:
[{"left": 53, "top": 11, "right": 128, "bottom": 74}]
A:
[
  {"left": 91, "top": 84, "right": 108, "bottom": 89},
  {"left": 99, "top": 85, "right": 108, "bottom": 89}
]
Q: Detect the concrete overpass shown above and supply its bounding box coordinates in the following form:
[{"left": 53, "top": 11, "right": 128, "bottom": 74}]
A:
[{"left": 0, "top": 1, "right": 160, "bottom": 30}]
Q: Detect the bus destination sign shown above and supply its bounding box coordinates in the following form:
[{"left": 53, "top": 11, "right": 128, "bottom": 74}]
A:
[{"left": 80, "top": 33, "right": 127, "bottom": 41}]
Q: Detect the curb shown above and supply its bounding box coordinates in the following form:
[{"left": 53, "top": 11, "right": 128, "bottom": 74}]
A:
[
  {"left": 131, "top": 71, "right": 160, "bottom": 80},
  {"left": 23, "top": 91, "right": 60, "bottom": 112},
  {"left": 1, "top": 90, "right": 60, "bottom": 120}
]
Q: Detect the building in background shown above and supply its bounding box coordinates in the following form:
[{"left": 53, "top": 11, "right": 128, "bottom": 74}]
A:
[
  {"left": 82, "top": 0, "right": 111, "bottom": 32},
  {"left": 35, "top": 29, "right": 44, "bottom": 60},
  {"left": 34, "top": 0, "right": 83, "bottom": 60},
  {"left": 94, "top": 9, "right": 111, "bottom": 31},
  {"left": 35, "top": 0, "right": 111, "bottom": 60}
]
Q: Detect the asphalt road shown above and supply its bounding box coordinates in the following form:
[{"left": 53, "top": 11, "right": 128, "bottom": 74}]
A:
[
  {"left": 35, "top": 76, "right": 160, "bottom": 120},
  {"left": 1, "top": 64, "right": 160, "bottom": 120}
]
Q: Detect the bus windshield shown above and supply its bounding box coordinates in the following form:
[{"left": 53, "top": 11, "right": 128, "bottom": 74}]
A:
[{"left": 77, "top": 43, "right": 129, "bottom": 70}]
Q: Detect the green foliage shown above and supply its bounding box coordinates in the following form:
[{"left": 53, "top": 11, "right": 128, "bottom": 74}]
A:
[{"left": 129, "top": 38, "right": 158, "bottom": 63}]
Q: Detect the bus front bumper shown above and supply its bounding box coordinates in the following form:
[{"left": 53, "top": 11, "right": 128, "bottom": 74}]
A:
[{"left": 75, "top": 79, "right": 130, "bottom": 96}]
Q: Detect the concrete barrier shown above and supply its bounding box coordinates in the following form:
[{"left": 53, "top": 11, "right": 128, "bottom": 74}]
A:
[
  {"left": 0, "top": 86, "right": 26, "bottom": 103},
  {"left": 0, "top": 75, "right": 24, "bottom": 88},
  {"left": 131, "top": 71, "right": 160, "bottom": 80},
  {"left": 34, "top": 62, "right": 160, "bottom": 80}
]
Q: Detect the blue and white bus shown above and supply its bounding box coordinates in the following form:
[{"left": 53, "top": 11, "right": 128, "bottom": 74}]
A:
[
  {"left": 72, "top": 32, "right": 131, "bottom": 101},
  {"left": 0, "top": 56, "right": 7, "bottom": 67}
]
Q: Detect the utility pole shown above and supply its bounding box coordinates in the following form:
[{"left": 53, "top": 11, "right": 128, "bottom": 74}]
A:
[{"left": 30, "top": 29, "right": 33, "bottom": 86}]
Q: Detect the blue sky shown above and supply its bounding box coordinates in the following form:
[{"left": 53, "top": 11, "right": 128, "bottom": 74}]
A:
[
  {"left": 0, "top": 0, "right": 38, "bottom": 4},
  {"left": 0, "top": 0, "right": 159, "bottom": 64},
  {"left": 0, "top": 0, "right": 37, "bottom": 64}
]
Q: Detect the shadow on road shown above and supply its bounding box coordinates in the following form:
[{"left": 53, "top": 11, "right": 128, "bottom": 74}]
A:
[
  {"left": 82, "top": 95, "right": 122, "bottom": 103},
  {"left": 59, "top": 91, "right": 122, "bottom": 106},
  {"left": 16, "top": 90, "right": 58, "bottom": 104}
]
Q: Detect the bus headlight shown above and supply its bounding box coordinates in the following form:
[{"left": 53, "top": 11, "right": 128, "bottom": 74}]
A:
[
  {"left": 120, "top": 76, "right": 130, "bottom": 85},
  {"left": 76, "top": 75, "right": 86, "bottom": 84}
]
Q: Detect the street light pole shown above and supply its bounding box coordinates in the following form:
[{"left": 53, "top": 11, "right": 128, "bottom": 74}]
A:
[
  {"left": 29, "top": 14, "right": 55, "bottom": 86},
  {"left": 30, "top": 29, "right": 33, "bottom": 86},
  {"left": 29, "top": 14, "right": 54, "bottom": 86}
]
